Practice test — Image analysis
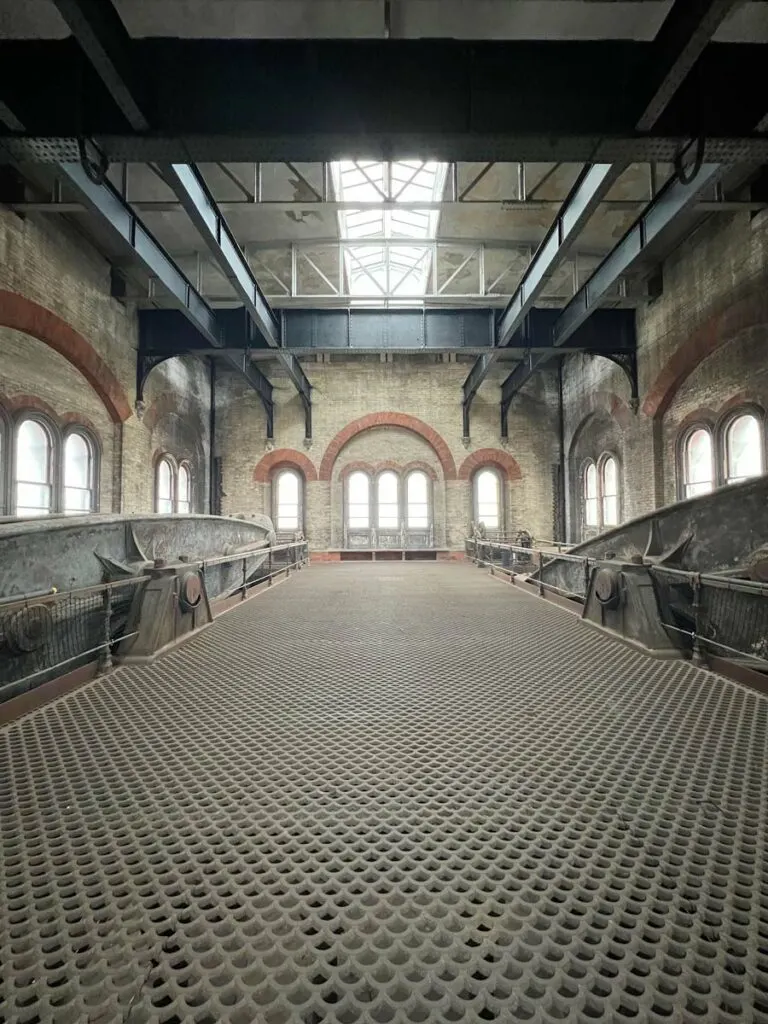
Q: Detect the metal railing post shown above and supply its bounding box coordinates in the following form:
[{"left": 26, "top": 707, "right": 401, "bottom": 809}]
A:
[
  {"left": 98, "top": 586, "right": 113, "bottom": 675},
  {"left": 583, "top": 558, "right": 591, "bottom": 597},
  {"left": 538, "top": 550, "right": 545, "bottom": 597},
  {"left": 268, "top": 547, "right": 273, "bottom": 585},
  {"left": 241, "top": 558, "right": 247, "bottom": 600},
  {"left": 691, "top": 573, "right": 706, "bottom": 665}
]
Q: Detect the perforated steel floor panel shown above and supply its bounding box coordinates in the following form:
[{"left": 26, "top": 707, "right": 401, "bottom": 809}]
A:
[{"left": 2, "top": 562, "right": 768, "bottom": 1024}]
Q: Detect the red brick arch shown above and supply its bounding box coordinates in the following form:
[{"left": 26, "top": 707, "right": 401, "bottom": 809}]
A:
[
  {"left": 458, "top": 448, "right": 522, "bottom": 482},
  {"left": 253, "top": 448, "right": 318, "bottom": 483},
  {"left": 0, "top": 289, "right": 132, "bottom": 424},
  {"left": 319, "top": 413, "right": 457, "bottom": 481},
  {"left": 642, "top": 290, "right": 768, "bottom": 420}
]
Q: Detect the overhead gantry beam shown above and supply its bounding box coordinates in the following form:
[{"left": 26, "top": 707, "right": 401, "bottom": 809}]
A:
[
  {"left": 499, "top": 160, "right": 723, "bottom": 435},
  {"left": 47, "top": 0, "right": 311, "bottom": 437},
  {"left": 466, "top": 0, "right": 745, "bottom": 438},
  {"left": 160, "top": 164, "right": 312, "bottom": 437},
  {"left": 461, "top": 162, "right": 623, "bottom": 435},
  {"left": 0, "top": 39, "right": 766, "bottom": 164},
  {"left": 58, "top": 162, "right": 277, "bottom": 436}
]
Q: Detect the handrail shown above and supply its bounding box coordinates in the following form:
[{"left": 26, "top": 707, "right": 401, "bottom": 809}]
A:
[{"left": 0, "top": 574, "right": 152, "bottom": 613}]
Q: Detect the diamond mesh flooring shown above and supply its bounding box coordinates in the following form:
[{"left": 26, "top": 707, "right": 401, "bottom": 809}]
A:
[{"left": 2, "top": 562, "right": 768, "bottom": 1024}]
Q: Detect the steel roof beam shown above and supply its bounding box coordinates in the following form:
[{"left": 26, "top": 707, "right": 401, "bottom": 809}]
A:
[
  {"left": 59, "top": 161, "right": 276, "bottom": 435},
  {"left": 160, "top": 163, "right": 312, "bottom": 437}
]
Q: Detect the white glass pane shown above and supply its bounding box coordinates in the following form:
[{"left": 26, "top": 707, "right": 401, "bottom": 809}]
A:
[
  {"left": 475, "top": 470, "right": 499, "bottom": 528},
  {"left": 178, "top": 465, "right": 191, "bottom": 507},
  {"left": 277, "top": 471, "right": 299, "bottom": 504},
  {"left": 377, "top": 472, "right": 399, "bottom": 528},
  {"left": 408, "top": 507, "right": 429, "bottom": 528},
  {"left": 17, "top": 482, "right": 51, "bottom": 515},
  {"left": 686, "top": 429, "right": 713, "bottom": 491},
  {"left": 585, "top": 497, "right": 599, "bottom": 526},
  {"left": 64, "top": 433, "right": 90, "bottom": 489},
  {"left": 17, "top": 420, "right": 50, "bottom": 485},
  {"left": 407, "top": 472, "right": 428, "bottom": 503},
  {"left": 178, "top": 500, "right": 191, "bottom": 515},
  {"left": 156, "top": 459, "right": 173, "bottom": 511},
  {"left": 348, "top": 472, "right": 370, "bottom": 528},
  {"left": 603, "top": 495, "right": 618, "bottom": 527},
  {"left": 64, "top": 487, "right": 92, "bottom": 514},
  {"left": 727, "top": 415, "right": 762, "bottom": 482},
  {"left": 377, "top": 472, "right": 398, "bottom": 504},
  {"left": 602, "top": 457, "right": 617, "bottom": 497},
  {"left": 585, "top": 463, "right": 598, "bottom": 501},
  {"left": 685, "top": 481, "right": 712, "bottom": 498}
]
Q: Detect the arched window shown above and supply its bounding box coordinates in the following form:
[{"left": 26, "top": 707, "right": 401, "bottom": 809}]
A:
[
  {"left": 63, "top": 431, "right": 96, "bottom": 513},
  {"left": 474, "top": 468, "right": 501, "bottom": 531},
  {"left": 274, "top": 468, "right": 301, "bottom": 531},
  {"left": 584, "top": 462, "right": 599, "bottom": 526},
  {"left": 347, "top": 471, "right": 370, "bottom": 528},
  {"left": 600, "top": 456, "right": 619, "bottom": 527},
  {"left": 683, "top": 428, "right": 714, "bottom": 498},
  {"left": 406, "top": 470, "right": 429, "bottom": 528},
  {"left": 15, "top": 418, "right": 53, "bottom": 516},
  {"left": 177, "top": 463, "right": 192, "bottom": 514},
  {"left": 725, "top": 413, "right": 763, "bottom": 484},
  {"left": 155, "top": 455, "right": 175, "bottom": 514},
  {"left": 377, "top": 471, "right": 399, "bottom": 529}
]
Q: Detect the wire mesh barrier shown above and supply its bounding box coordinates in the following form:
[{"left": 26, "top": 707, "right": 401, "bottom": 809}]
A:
[
  {"left": 465, "top": 538, "right": 591, "bottom": 599},
  {"left": 650, "top": 567, "right": 768, "bottom": 665},
  {"left": 0, "top": 579, "right": 146, "bottom": 703},
  {"left": 0, "top": 542, "right": 310, "bottom": 704}
]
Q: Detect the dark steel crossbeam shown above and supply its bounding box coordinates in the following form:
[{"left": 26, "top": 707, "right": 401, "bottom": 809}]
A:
[
  {"left": 34, "top": 0, "right": 300, "bottom": 437},
  {"left": 59, "top": 163, "right": 275, "bottom": 434},
  {"left": 499, "top": 162, "right": 722, "bottom": 434},
  {"left": 461, "top": 163, "right": 622, "bottom": 433},
  {"left": 0, "top": 40, "right": 766, "bottom": 163},
  {"left": 161, "top": 163, "right": 312, "bottom": 437}
]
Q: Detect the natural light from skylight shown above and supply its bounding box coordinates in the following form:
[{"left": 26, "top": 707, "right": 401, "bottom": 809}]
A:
[{"left": 331, "top": 161, "right": 448, "bottom": 301}]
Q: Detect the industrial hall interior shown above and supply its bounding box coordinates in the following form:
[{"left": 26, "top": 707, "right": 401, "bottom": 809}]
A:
[{"left": 3, "top": 0, "right": 768, "bottom": 1022}]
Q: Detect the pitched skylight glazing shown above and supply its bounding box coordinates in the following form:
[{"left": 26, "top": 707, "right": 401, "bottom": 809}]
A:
[{"left": 331, "top": 161, "right": 448, "bottom": 300}]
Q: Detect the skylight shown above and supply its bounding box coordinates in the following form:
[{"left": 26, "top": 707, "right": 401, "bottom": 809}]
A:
[{"left": 331, "top": 161, "right": 448, "bottom": 301}]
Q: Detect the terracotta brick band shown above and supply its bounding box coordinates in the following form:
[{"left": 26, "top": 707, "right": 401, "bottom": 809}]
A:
[
  {"left": 319, "top": 413, "right": 457, "bottom": 481},
  {"left": 0, "top": 290, "right": 132, "bottom": 424},
  {"left": 253, "top": 448, "right": 319, "bottom": 483},
  {"left": 458, "top": 448, "right": 522, "bottom": 481}
]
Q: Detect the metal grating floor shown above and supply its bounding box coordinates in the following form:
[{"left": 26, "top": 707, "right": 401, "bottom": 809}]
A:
[{"left": 2, "top": 562, "right": 768, "bottom": 1024}]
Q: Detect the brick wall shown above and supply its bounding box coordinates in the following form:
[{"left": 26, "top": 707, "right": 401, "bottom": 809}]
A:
[
  {"left": 562, "top": 209, "right": 768, "bottom": 543},
  {"left": 218, "top": 355, "right": 559, "bottom": 551},
  {"left": 0, "top": 208, "right": 211, "bottom": 514}
]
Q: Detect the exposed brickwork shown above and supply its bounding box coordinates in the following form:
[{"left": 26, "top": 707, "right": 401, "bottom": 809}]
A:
[
  {"left": 253, "top": 448, "right": 319, "bottom": 483},
  {"left": 643, "top": 289, "right": 768, "bottom": 419},
  {"left": 0, "top": 289, "right": 132, "bottom": 424},
  {"left": 458, "top": 448, "right": 522, "bottom": 481},
  {"left": 319, "top": 412, "right": 458, "bottom": 481}
]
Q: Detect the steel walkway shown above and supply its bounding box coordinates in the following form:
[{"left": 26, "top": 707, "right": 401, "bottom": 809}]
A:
[{"left": 1, "top": 562, "right": 767, "bottom": 1024}]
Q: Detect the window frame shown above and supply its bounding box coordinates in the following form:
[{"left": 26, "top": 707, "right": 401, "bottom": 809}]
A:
[
  {"left": 581, "top": 453, "right": 621, "bottom": 532},
  {"left": 0, "top": 404, "right": 10, "bottom": 517},
  {"left": 62, "top": 426, "right": 100, "bottom": 514},
  {"left": 177, "top": 461, "right": 193, "bottom": 515},
  {"left": 472, "top": 466, "right": 504, "bottom": 535},
  {"left": 720, "top": 407, "right": 765, "bottom": 486},
  {"left": 678, "top": 423, "right": 715, "bottom": 500},
  {"left": 13, "top": 413, "right": 57, "bottom": 518},
  {"left": 345, "top": 469, "right": 373, "bottom": 531},
  {"left": 272, "top": 467, "right": 304, "bottom": 534},
  {"left": 405, "top": 468, "right": 432, "bottom": 531},
  {"left": 155, "top": 453, "right": 178, "bottom": 514},
  {"left": 599, "top": 453, "right": 619, "bottom": 528},
  {"left": 376, "top": 469, "right": 401, "bottom": 530}
]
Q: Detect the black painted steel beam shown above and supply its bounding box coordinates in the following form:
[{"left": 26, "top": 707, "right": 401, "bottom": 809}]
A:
[
  {"left": 1, "top": 40, "right": 766, "bottom": 163},
  {"left": 161, "top": 163, "right": 312, "bottom": 437},
  {"left": 461, "top": 162, "right": 623, "bottom": 430},
  {"left": 58, "top": 162, "right": 275, "bottom": 434},
  {"left": 499, "top": 160, "right": 722, "bottom": 434}
]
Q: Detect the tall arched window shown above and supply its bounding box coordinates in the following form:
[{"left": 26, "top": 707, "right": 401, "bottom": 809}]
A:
[
  {"left": 16, "top": 418, "right": 53, "bottom": 516},
  {"left": 683, "top": 428, "right": 714, "bottom": 498},
  {"left": 377, "top": 471, "right": 399, "bottom": 529},
  {"left": 274, "top": 468, "right": 301, "bottom": 531},
  {"left": 63, "top": 431, "right": 95, "bottom": 513},
  {"left": 601, "top": 456, "right": 618, "bottom": 527},
  {"left": 155, "top": 456, "right": 175, "bottom": 514},
  {"left": 347, "top": 471, "right": 370, "bottom": 528},
  {"left": 406, "top": 470, "right": 429, "bottom": 528},
  {"left": 474, "top": 469, "right": 501, "bottom": 531},
  {"left": 725, "top": 413, "right": 763, "bottom": 484},
  {"left": 177, "top": 463, "right": 192, "bottom": 514},
  {"left": 584, "top": 462, "right": 599, "bottom": 526}
]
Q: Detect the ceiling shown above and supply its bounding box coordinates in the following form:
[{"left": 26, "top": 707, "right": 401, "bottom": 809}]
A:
[{"left": 2, "top": 0, "right": 768, "bottom": 42}]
